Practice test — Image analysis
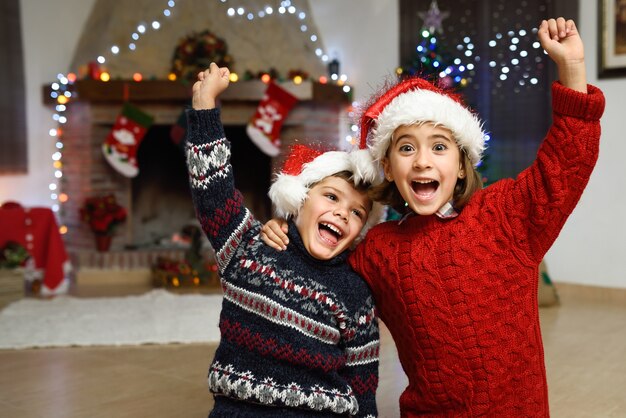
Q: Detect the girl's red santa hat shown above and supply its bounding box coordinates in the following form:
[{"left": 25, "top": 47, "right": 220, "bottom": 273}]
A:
[
  {"left": 269, "top": 144, "right": 384, "bottom": 234},
  {"left": 359, "top": 77, "right": 487, "bottom": 167}
]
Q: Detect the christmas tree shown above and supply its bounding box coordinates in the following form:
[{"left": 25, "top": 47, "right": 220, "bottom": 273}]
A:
[
  {"left": 401, "top": 0, "right": 491, "bottom": 182},
  {"left": 401, "top": 0, "right": 468, "bottom": 91}
]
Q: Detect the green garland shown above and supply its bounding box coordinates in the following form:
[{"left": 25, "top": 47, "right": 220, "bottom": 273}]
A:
[{"left": 171, "top": 29, "right": 234, "bottom": 83}]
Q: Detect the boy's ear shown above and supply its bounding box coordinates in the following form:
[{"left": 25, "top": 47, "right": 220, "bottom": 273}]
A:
[{"left": 381, "top": 157, "right": 393, "bottom": 182}]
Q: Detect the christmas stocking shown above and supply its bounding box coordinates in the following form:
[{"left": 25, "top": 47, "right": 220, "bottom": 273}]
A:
[
  {"left": 102, "top": 103, "right": 154, "bottom": 177},
  {"left": 246, "top": 82, "right": 298, "bottom": 156},
  {"left": 170, "top": 107, "right": 188, "bottom": 148}
]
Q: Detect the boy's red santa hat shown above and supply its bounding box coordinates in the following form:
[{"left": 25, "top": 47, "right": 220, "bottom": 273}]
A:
[
  {"left": 269, "top": 144, "right": 384, "bottom": 234},
  {"left": 359, "top": 77, "right": 487, "bottom": 167}
]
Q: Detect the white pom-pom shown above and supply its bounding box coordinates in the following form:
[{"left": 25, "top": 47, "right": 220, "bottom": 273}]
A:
[
  {"left": 349, "top": 149, "right": 381, "bottom": 185},
  {"left": 268, "top": 174, "right": 309, "bottom": 218}
]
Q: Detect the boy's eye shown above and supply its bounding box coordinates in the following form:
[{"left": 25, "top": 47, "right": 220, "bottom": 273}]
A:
[
  {"left": 433, "top": 143, "right": 447, "bottom": 152},
  {"left": 398, "top": 144, "right": 414, "bottom": 152},
  {"left": 351, "top": 209, "right": 364, "bottom": 219},
  {"left": 325, "top": 194, "right": 337, "bottom": 201}
]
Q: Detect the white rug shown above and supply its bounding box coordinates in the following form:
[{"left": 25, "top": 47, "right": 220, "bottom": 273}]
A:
[{"left": 0, "top": 289, "right": 222, "bottom": 349}]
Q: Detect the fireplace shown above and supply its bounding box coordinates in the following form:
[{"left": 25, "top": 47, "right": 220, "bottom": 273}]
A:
[
  {"left": 130, "top": 124, "right": 272, "bottom": 247},
  {"left": 54, "top": 80, "right": 350, "bottom": 257}
]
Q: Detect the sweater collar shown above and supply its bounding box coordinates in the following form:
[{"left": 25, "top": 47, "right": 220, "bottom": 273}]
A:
[
  {"left": 398, "top": 200, "right": 459, "bottom": 225},
  {"left": 287, "top": 220, "right": 348, "bottom": 267}
]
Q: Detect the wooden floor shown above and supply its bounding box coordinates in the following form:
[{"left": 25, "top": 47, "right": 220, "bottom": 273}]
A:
[{"left": 0, "top": 283, "right": 624, "bottom": 418}]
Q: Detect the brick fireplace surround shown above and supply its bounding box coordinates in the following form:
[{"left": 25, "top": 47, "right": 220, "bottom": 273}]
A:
[{"left": 50, "top": 80, "right": 350, "bottom": 276}]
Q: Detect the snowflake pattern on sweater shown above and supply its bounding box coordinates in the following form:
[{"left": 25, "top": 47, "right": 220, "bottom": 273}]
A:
[
  {"left": 185, "top": 108, "right": 379, "bottom": 417},
  {"left": 350, "top": 82, "right": 605, "bottom": 417}
]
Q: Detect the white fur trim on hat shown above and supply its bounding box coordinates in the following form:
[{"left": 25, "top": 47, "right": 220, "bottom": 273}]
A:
[
  {"left": 268, "top": 149, "right": 381, "bottom": 224},
  {"left": 369, "top": 89, "right": 486, "bottom": 167}
]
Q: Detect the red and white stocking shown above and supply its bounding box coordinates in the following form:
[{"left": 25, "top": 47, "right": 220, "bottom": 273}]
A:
[
  {"left": 246, "top": 82, "right": 298, "bottom": 156},
  {"left": 102, "top": 103, "right": 154, "bottom": 177}
]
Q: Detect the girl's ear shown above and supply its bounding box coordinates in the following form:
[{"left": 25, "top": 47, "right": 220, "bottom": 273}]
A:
[
  {"left": 458, "top": 159, "right": 466, "bottom": 179},
  {"left": 381, "top": 157, "right": 393, "bottom": 182}
]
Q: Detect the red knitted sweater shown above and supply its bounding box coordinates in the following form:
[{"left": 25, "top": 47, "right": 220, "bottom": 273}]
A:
[{"left": 349, "top": 82, "right": 605, "bottom": 417}]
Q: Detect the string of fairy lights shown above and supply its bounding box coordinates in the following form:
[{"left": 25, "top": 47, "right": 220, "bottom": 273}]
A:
[
  {"left": 47, "top": 0, "right": 549, "bottom": 236},
  {"left": 47, "top": 0, "right": 353, "bottom": 236}
]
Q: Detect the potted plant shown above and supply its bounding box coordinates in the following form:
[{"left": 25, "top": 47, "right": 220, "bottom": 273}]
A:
[
  {"left": 0, "top": 241, "right": 33, "bottom": 305},
  {"left": 79, "top": 195, "right": 127, "bottom": 251}
]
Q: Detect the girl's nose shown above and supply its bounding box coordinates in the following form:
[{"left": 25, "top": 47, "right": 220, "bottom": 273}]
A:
[{"left": 413, "top": 150, "right": 432, "bottom": 169}]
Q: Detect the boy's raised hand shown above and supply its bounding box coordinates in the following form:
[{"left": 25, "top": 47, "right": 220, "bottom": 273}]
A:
[
  {"left": 538, "top": 18, "right": 586, "bottom": 93},
  {"left": 192, "top": 62, "right": 231, "bottom": 110}
]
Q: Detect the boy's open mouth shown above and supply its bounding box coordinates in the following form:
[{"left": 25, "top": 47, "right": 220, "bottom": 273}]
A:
[
  {"left": 411, "top": 180, "right": 439, "bottom": 198},
  {"left": 318, "top": 222, "right": 342, "bottom": 245}
]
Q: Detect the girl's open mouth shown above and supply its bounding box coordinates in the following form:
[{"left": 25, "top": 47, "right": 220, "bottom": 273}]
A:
[{"left": 411, "top": 180, "right": 439, "bottom": 199}]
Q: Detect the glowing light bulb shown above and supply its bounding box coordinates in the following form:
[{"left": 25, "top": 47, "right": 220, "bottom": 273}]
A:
[
  {"left": 100, "top": 72, "right": 111, "bottom": 82},
  {"left": 229, "top": 72, "right": 239, "bottom": 82},
  {"left": 261, "top": 74, "right": 271, "bottom": 83},
  {"left": 168, "top": 72, "right": 177, "bottom": 81},
  {"left": 133, "top": 73, "right": 143, "bottom": 82},
  {"left": 293, "top": 75, "right": 303, "bottom": 84}
]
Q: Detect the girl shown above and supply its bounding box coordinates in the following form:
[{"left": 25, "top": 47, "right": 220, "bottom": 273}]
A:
[{"left": 262, "top": 18, "right": 605, "bottom": 416}]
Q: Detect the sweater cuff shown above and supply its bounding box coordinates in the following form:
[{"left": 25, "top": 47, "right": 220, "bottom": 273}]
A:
[
  {"left": 552, "top": 82, "right": 605, "bottom": 121},
  {"left": 185, "top": 107, "right": 225, "bottom": 145}
]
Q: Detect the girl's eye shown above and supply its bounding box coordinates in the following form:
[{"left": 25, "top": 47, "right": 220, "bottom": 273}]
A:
[
  {"left": 325, "top": 194, "right": 337, "bottom": 201},
  {"left": 351, "top": 209, "right": 364, "bottom": 219},
  {"left": 433, "top": 143, "right": 447, "bottom": 152},
  {"left": 398, "top": 144, "right": 414, "bottom": 152}
]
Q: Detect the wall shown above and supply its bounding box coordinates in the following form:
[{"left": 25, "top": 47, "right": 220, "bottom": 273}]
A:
[
  {"left": 0, "top": 0, "right": 96, "bottom": 207},
  {"left": 3, "top": 0, "right": 625, "bottom": 289},
  {"left": 543, "top": 2, "right": 626, "bottom": 289}
]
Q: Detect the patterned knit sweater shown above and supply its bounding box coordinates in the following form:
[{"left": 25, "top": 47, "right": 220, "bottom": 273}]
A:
[
  {"left": 349, "top": 82, "right": 605, "bottom": 417},
  {"left": 185, "top": 108, "right": 380, "bottom": 417}
]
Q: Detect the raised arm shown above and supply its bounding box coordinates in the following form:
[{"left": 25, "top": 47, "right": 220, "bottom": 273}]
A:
[
  {"left": 502, "top": 18, "right": 604, "bottom": 263},
  {"left": 185, "top": 63, "right": 255, "bottom": 271}
]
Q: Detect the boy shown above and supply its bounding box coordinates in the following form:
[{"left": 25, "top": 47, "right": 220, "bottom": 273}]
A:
[{"left": 186, "top": 63, "right": 380, "bottom": 417}]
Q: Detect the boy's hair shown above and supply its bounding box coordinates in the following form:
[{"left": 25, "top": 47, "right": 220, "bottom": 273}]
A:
[
  {"left": 324, "top": 170, "right": 374, "bottom": 196},
  {"left": 370, "top": 148, "right": 482, "bottom": 214}
]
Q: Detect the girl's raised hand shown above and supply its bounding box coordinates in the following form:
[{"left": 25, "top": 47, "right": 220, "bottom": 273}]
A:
[{"left": 538, "top": 18, "right": 586, "bottom": 93}]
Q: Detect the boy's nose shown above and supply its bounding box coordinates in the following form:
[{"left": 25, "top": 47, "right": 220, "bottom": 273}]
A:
[{"left": 333, "top": 207, "right": 348, "bottom": 221}]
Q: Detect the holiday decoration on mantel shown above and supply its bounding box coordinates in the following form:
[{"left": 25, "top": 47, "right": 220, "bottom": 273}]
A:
[
  {"left": 171, "top": 29, "right": 234, "bottom": 83},
  {"left": 246, "top": 81, "right": 299, "bottom": 156},
  {"left": 102, "top": 103, "right": 154, "bottom": 177}
]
